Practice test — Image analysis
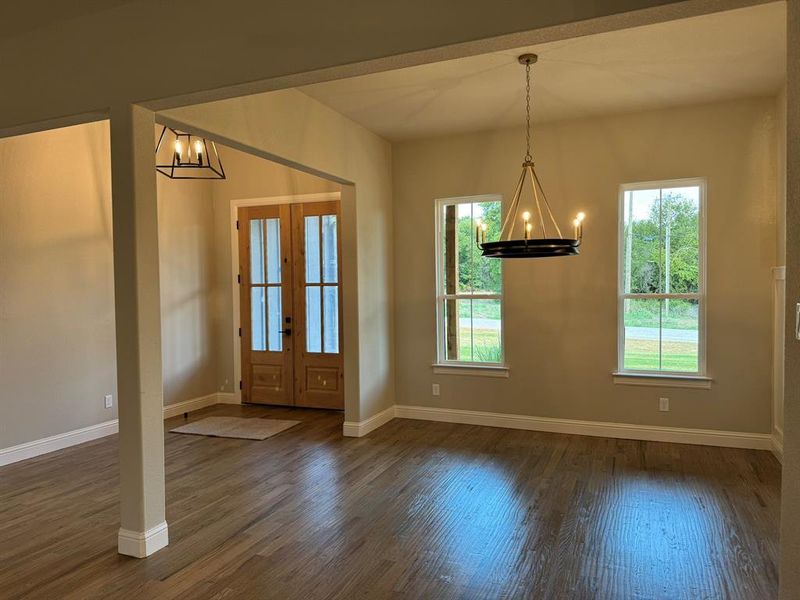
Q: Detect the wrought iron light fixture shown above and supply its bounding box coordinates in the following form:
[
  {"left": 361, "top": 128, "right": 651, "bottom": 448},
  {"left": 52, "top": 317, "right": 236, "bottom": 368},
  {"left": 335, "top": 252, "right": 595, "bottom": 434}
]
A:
[
  {"left": 477, "top": 54, "right": 584, "bottom": 259},
  {"left": 155, "top": 126, "right": 226, "bottom": 179}
]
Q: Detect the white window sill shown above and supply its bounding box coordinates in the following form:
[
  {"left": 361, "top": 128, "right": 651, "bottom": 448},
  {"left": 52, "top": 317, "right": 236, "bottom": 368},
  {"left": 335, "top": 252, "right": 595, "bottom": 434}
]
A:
[
  {"left": 612, "top": 372, "right": 712, "bottom": 389},
  {"left": 432, "top": 364, "right": 509, "bottom": 378}
]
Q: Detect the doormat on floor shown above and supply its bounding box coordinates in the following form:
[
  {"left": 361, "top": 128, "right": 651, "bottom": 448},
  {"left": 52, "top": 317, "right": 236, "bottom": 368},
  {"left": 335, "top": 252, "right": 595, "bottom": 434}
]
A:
[{"left": 170, "top": 416, "right": 300, "bottom": 440}]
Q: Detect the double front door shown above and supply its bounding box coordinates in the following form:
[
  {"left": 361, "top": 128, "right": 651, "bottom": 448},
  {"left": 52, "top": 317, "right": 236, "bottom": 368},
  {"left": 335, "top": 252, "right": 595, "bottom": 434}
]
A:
[{"left": 238, "top": 200, "right": 343, "bottom": 410}]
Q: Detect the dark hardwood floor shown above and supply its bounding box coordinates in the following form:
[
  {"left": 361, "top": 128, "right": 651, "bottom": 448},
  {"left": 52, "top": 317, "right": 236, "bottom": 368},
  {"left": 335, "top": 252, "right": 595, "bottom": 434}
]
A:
[{"left": 0, "top": 404, "right": 781, "bottom": 599}]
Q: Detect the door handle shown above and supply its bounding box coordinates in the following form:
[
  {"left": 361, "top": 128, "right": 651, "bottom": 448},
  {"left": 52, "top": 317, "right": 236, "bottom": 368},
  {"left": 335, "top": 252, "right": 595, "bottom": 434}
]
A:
[
  {"left": 279, "top": 328, "right": 292, "bottom": 336},
  {"left": 796, "top": 303, "right": 800, "bottom": 340}
]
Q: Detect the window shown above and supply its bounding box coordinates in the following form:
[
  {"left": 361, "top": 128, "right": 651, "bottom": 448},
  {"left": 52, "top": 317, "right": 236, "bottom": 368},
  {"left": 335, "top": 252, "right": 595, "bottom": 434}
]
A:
[
  {"left": 619, "top": 179, "right": 705, "bottom": 375},
  {"left": 435, "top": 195, "right": 503, "bottom": 365}
]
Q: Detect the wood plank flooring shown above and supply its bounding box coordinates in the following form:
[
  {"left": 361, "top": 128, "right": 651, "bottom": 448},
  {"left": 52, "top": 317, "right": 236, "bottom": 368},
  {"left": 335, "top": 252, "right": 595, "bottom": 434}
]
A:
[{"left": 0, "top": 404, "right": 781, "bottom": 599}]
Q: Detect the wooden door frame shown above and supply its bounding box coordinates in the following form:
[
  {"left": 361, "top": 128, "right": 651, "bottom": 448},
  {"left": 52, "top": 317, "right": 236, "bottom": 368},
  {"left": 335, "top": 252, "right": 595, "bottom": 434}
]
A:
[{"left": 229, "top": 192, "right": 342, "bottom": 405}]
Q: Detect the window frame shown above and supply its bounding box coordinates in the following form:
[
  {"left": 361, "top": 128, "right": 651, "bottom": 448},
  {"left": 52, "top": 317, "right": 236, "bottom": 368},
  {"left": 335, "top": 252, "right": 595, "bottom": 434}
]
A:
[
  {"left": 617, "top": 177, "right": 707, "bottom": 376},
  {"left": 434, "top": 194, "right": 505, "bottom": 368}
]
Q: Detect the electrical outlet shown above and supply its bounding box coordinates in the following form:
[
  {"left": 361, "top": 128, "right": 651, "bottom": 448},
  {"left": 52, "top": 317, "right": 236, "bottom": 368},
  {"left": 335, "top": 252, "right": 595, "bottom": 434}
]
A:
[
  {"left": 104, "top": 394, "right": 113, "bottom": 409},
  {"left": 432, "top": 383, "right": 440, "bottom": 397},
  {"left": 659, "top": 397, "right": 669, "bottom": 412}
]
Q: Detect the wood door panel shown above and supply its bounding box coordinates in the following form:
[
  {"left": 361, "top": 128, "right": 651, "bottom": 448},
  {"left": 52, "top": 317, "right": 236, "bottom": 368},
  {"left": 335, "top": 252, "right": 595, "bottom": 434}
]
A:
[
  {"left": 253, "top": 364, "right": 284, "bottom": 389},
  {"left": 291, "top": 201, "right": 344, "bottom": 410},
  {"left": 238, "top": 204, "right": 294, "bottom": 406},
  {"left": 306, "top": 367, "right": 339, "bottom": 392}
]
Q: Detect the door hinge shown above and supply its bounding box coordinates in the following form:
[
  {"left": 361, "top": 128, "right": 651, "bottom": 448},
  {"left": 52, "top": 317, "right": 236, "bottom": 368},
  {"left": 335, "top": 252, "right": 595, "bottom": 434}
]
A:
[
  {"left": 238, "top": 327, "right": 242, "bottom": 337},
  {"left": 239, "top": 380, "right": 243, "bottom": 390},
  {"left": 237, "top": 273, "right": 241, "bottom": 284},
  {"left": 236, "top": 220, "right": 240, "bottom": 230}
]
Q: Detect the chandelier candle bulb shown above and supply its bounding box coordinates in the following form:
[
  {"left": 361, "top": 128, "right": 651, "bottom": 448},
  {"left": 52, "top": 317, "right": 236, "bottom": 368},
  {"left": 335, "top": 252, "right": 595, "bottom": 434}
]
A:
[
  {"left": 194, "top": 139, "right": 204, "bottom": 166},
  {"left": 573, "top": 213, "right": 585, "bottom": 240},
  {"left": 475, "top": 220, "right": 487, "bottom": 245},
  {"left": 174, "top": 139, "right": 183, "bottom": 164}
]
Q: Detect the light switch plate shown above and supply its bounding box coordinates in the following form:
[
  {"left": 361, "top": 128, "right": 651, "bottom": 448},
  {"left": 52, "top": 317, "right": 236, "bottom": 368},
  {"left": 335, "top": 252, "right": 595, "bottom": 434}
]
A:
[{"left": 104, "top": 394, "right": 113, "bottom": 409}]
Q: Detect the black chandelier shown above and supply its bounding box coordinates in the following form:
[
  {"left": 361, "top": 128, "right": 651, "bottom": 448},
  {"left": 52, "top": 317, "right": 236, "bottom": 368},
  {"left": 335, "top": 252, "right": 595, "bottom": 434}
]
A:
[
  {"left": 155, "top": 126, "right": 226, "bottom": 179},
  {"left": 477, "top": 54, "right": 584, "bottom": 259}
]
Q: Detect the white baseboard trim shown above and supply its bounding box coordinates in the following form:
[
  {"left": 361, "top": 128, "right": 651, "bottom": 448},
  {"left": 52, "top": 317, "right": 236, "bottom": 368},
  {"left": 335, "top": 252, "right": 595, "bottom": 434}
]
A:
[
  {"left": 118, "top": 521, "right": 169, "bottom": 558},
  {"left": 216, "top": 392, "right": 240, "bottom": 405},
  {"left": 343, "top": 405, "right": 397, "bottom": 437},
  {"left": 163, "top": 393, "right": 221, "bottom": 419},
  {"left": 1, "top": 392, "right": 241, "bottom": 467},
  {"left": 393, "top": 405, "right": 773, "bottom": 451},
  {"left": 772, "top": 428, "right": 784, "bottom": 463},
  {"left": 162, "top": 392, "right": 240, "bottom": 418},
  {"left": 4, "top": 396, "right": 775, "bottom": 467},
  {"left": 0, "top": 419, "right": 119, "bottom": 467}
]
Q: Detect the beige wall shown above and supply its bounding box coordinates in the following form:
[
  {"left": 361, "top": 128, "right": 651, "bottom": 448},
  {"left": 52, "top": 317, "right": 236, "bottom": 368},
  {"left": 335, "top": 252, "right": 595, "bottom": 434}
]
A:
[
  {"left": 163, "top": 88, "right": 395, "bottom": 422},
  {"left": 0, "top": 96, "right": 781, "bottom": 444},
  {"left": 0, "top": 122, "right": 117, "bottom": 447},
  {"left": 0, "top": 122, "right": 228, "bottom": 448},
  {"left": 157, "top": 175, "right": 218, "bottom": 406},
  {"left": 207, "top": 146, "right": 340, "bottom": 394},
  {"left": 392, "top": 97, "right": 778, "bottom": 433}
]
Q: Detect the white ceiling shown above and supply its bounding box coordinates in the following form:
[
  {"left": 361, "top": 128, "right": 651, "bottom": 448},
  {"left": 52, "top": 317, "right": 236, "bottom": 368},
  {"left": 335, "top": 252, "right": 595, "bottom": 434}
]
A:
[{"left": 300, "top": 3, "right": 786, "bottom": 142}]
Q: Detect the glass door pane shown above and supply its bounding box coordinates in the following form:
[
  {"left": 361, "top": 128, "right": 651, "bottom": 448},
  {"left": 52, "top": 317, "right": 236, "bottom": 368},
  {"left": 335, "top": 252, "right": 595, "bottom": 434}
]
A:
[
  {"left": 267, "top": 287, "right": 282, "bottom": 352},
  {"left": 251, "top": 287, "right": 266, "bottom": 351},
  {"left": 304, "top": 214, "right": 340, "bottom": 354},
  {"left": 305, "top": 216, "right": 321, "bottom": 284},
  {"left": 266, "top": 218, "right": 281, "bottom": 284},
  {"left": 250, "top": 219, "right": 265, "bottom": 284},
  {"left": 322, "top": 215, "right": 338, "bottom": 283},
  {"left": 250, "top": 217, "right": 283, "bottom": 353},
  {"left": 323, "top": 286, "right": 339, "bottom": 353},
  {"left": 306, "top": 286, "right": 322, "bottom": 352}
]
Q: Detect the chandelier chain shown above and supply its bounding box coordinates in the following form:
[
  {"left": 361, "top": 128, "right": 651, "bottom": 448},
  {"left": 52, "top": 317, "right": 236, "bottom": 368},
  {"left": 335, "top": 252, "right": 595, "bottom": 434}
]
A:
[{"left": 525, "top": 61, "right": 532, "bottom": 163}]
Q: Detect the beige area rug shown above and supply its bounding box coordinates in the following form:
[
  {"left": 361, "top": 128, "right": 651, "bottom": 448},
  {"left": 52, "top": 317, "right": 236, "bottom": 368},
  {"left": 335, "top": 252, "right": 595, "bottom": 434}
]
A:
[{"left": 170, "top": 416, "right": 300, "bottom": 440}]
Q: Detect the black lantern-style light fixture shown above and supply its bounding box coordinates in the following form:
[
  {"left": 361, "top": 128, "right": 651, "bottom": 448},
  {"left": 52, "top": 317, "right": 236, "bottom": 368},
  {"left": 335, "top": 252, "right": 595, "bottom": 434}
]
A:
[
  {"left": 477, "top": 54, "right": 585, "bottom": 259},
  {"left": 155, "top": 126, "right": 226, "bottom": 179}
]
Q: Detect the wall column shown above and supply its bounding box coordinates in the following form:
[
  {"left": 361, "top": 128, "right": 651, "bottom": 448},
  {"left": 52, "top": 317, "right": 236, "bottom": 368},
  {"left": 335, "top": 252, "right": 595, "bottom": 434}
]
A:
[
  {"left": 110, "top": 104, "right": 168, "bottom": 558},
  {"left": 780, "top": 0, "right": 800, "bottom": 596}
]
